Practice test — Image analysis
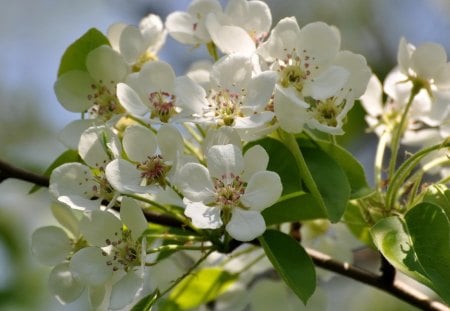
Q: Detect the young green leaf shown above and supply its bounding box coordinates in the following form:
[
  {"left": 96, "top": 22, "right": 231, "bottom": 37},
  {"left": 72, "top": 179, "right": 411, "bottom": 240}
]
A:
[
  {"left": 57, "top": 28, "right": 110, "bottom": 77},
  {"left": 259, "top": 230, "right": 316, "bottom": 304},
  {"left": 167, "top": 267, "right": 238, "bottom": 310},
  {"left": 371, "top": 202, "right": 450, "bottom": 304}
]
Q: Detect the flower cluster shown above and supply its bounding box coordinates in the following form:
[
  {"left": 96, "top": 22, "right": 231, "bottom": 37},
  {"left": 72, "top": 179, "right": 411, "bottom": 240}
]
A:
[{"left": 30, "top": 0, "right": 402, "bottom": 310}]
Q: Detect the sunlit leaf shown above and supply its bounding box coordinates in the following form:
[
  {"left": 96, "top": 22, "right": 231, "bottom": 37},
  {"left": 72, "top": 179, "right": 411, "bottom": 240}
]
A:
[
  {"left": 259, "top": 230, "right": 316, "bottom": 304},
  {"left": 57, "top": 28, "right": 110, "bottom": 77},
  {"left": 167, "top": 267, "right": 238, "bottom": 310}
]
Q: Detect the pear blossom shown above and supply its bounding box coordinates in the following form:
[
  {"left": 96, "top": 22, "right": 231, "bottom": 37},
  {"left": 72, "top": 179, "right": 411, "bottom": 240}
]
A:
[
  {"left": 166, "top": 0, "right": 222, "bottom": 46},
  {"left": 116, "top": 60, "right": 207, "bottom": 123},
  {"left": 69, "top": 197, "right": 148, "bottom": 310},
  {"left": 108, "top": 13, "right": 167, "bottom": 72},
  {"left": 205, "top": 0, "right": 272, "bottom": 54},
  {"left": 199, "top": 53, "right": 277, "bottom": 140},
  {"left": 49, "top": 126, "right": 121, "bottom": 210},
  {"left": 105, "top": 124, "right": 184, "bottom": 194},
  {"left": 258, "top": 17, "right": 370, "bottom": 134},
  {"left": 31, "top": 204, "right": 87, "bottom": 304},
  {"left": 177, "top": 143, "right": 282, "bottom": 241},
  {"left": 54, "top": 45, "right": 129, "bottom": 121}
]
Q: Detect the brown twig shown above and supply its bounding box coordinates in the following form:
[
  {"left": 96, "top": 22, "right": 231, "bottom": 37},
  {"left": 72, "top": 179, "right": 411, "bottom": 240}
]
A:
[{"left": 0, "top": 159, "right": 448, "bottom": 311}]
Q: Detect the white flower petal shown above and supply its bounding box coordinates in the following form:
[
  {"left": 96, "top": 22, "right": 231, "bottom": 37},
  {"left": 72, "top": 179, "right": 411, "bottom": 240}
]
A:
[
  {"left": 110, "top": 271, "right": 143, "bottom": 310},
  {"left": 119, "top": 25, "right": 145, "bottom": 64},
  {"left": 31, "top": 226, "right": 72, "bottom": 266},
  {"left": 70, "top": 247, "right": 112, "bottom": 286},
  {"left": 211, "top": 54, "right": 252, "bottom": 91},
  {"left": 105, "top": 159, "right": 152, "bottom": 194},
  {"left": 88, "top": 284, "right": 109, "bottom": 311},
  {"left": 78, "top": 126, "right": 113, "bottom": 169},
  {"left": 123, "top": 125, "right": 157, "bottom": 163},
  {"left": 226, "top": 209, "right": 266, "bottom": 241},
  {"left": 165, "top": 12, "right": 198, "bottom": 45},
  {"left": 174, "top": 76, "right": 208, "bottom": 115},
  {"left": 57, "top": 195, "right": 102, "bottom": 211},
  {"left": 233, "top": 111, "right": 274, "bottom": 130},
  {"left": 242, "top": 145, "right": 269, "bottom": 181},
  {"left": 273, "top": 86, "right": 310, "bottom": 133},
  {"left": 48, "top": 263, "right": 85, "bottom": 304},
  {"left": 434, "top": 63, "right": 450, "bottom": 89},
  {"left": 225, "top": 0, "right": 272, "bottom": 35},
  {"left": 360, "top": 75, "right": 383, "bottom": 117},
  {"left": 206, "top": 14, "right": 255, "bottom": 55},
  {"left": 300, "top": 22, "right": 341, "bottom": 65},
  {"left": 58, "top": 119, "right": 93, "bottom": 150},
  {"left": 138, "top": 61, "right": 176, "bottom": 93},
  {"left": 54, "top": 70, "right": 95, "bottom": 112},
  {"left": 86, "top": 45, "right": 128, "bottom": 84},
  {"left": 120, "top": 197, "right": 148, "bottom": 240},
  {"left": 50, "top": 203, "right": 81, "bottom": 237},
  {"left": 207, "top": 144, "right": 244, "bottom": 179},
  {"left": 185, "top": 201, "right": 222, "bottom": 229},
  {"left": 241, "top": 171, "right": 282, "bottom": 211},
  {"left": 49, "top": 163, "right": 96, "bottom": 200},
  {"left": 117, "top": 83, "right": 149, "bottom": 116},
  {"left": 139, "top": 14, "right": 166, "bottom": 53},
  {"left": 307, "top": 65, "right": 349, "bottom": 100},
  {"left": 107, "top": 22, "right": 127, "bottom": 52},
  {"left": 242, "top": 71, "right": 277, "bottom": 110},
  {"left": 157, "top": 124, "right": 184, "bottom": 162},
  {"left": 177, "top": 163, "right": 215, "bottom": 202},
  {"left": 80, "top": 210, "right": 123, "bottom": 246},
  {"left": 257, "top": 17, "right": 301, "bottom": 62},
  {"left": 203, "top": 127, "right": 242, "bottom": 154},
  {"left": 397, "top": 37, "right": 413, "bottom": 75},
  {"left": 333, "top": 50, "right": 371, "bottom": 98},
  {"left": 411, "top": 42, "right": 447, "bottom": 79}
]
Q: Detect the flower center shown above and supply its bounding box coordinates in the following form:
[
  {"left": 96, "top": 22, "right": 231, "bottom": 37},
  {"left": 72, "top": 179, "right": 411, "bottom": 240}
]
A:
[
  {"left": 209, "top": 89, "right": 244, "bottom": 126},
  {"left": 103, "top": 229, "right": 141, "bottom": 272},
  {"left": 148, "top": 91, "right": 177, "bottom": 122},
  {"left": 87, "top": 80, "right": 124, "bottom": 120},
  {"left": 137, "top": 155, "right": 171, "bottom": 187},
  {"left": 213, "top": 173, "right": 246, "bottom": 209},
  {"left": 132, "top": 51, "right": 158, "bottom": 72},
  {"left": 306, "top": 96, "right": 342, "bottom": 127},
  {"left": 278, "top": 49, "right": 316, "bottom": 93}
]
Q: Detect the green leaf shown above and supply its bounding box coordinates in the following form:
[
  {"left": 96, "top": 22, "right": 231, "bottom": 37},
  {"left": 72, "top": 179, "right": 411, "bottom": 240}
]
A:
[
  {"left": 262, "top": 191, "right": 325, "bottom": 225},
  {"left": 343, "top": 202, "right": 374, "bottom": 248},
  {"left": 168, "top": 267, "right": 237, "bottom": 310},
  {"left": 28, "top": 149, "right": 81, "bottom": 194},
  {"left": 371, "top": 203, "right": 450, "bottom": 304},
  {"left": 421, "top": 184, "right": 450, "bottom": 218},
  {"left": 301, "top": 138, "right": 372, "bottom": 199},
  {"left": 259, "top": 230, "right": 316, "bottom": 304},
  {"left": 246, "top": 137, "right": 302, "bottom": 195},
  {"left": 131, "top": 289, "right": 160, "bottom": 311},
  {"left": 301, "top": 146, "right": 351, "bottom": 222},
  {"left": 57, "top": 28, "right": 110, "bottom": 77}
]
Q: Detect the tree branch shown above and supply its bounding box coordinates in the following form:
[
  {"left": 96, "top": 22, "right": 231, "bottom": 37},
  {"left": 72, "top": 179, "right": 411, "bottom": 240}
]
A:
[
  {"left": 0, "top": 159, "right": 448, "bottom": 311},
  {"left": 0, "top": 159, "right": 49, "bottom": 187}
]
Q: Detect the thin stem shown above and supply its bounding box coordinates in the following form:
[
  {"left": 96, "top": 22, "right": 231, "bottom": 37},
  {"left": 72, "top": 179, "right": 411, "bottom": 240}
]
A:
[
  {"left": 183, "top": 123, "right": 203, "bottom": 143},
  {"left": 146, "top": 244, "right": 213, "bottom": 254},
  {"left": 387, "top": 86, "right": 419, "bottom": 179},
  {"left": 374, "top": 130, "right": 390, "bottom": 190}
]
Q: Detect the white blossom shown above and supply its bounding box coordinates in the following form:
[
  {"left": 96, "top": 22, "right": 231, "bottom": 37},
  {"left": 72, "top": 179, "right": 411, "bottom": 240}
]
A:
[{"left": 177, "top": 143, "right": 282, "bottom": 241}]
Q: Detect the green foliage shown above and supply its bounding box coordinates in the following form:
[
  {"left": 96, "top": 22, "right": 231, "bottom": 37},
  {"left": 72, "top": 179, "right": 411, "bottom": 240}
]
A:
[
  {"left": 131, "top": 290, "right": 160, "bottom": 311},
  {"left": 165, "top": 268, "right": 238, "bottom": 310},
  {"left": 371, "top": 202, "right": 450, "bottom": 304},
  {"left": 57, "top": 28, "right": 110, "bottom": 77},
  {"left": 259, "top": 230, "right": 316, "bottom": 304}
]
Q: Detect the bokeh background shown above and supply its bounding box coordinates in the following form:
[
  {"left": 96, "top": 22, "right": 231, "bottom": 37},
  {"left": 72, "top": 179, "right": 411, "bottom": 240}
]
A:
[{"left": 0, "top": 0, "right": 449, "bottom": 310}]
